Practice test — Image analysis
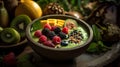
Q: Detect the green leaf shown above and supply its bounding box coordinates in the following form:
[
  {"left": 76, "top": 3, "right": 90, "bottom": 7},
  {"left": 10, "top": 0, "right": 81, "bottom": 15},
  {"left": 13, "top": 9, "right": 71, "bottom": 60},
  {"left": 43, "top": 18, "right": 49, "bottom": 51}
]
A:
[
  {"left": 87, "top": 42, "right": 99, "bottom": 53},
  {"left": 31, "top": 20, "right": 41, "bottom": 32}
]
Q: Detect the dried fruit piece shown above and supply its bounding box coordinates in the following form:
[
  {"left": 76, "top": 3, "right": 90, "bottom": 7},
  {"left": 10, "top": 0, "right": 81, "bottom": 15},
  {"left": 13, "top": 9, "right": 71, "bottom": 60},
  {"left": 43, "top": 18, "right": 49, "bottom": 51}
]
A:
[
  {"left": 34, "top": 30, "right": 42, "bottom": 37},
  {"left": 39, "top": 35, "right": 47, "bottom": 43},
  {"left": 62, "top": 27, "right": 69, "bottom": 34},
  {"left": 52, "top": 36, "right": 61, "bottom": 45}
]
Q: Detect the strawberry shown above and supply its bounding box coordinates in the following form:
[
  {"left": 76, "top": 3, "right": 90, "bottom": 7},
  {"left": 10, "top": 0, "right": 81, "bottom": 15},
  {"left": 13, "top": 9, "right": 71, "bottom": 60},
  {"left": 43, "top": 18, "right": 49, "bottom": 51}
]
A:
[
  {"left": 52, "top": 36, "right": 61, "bottom": 45},
  {"left": 3, "top": 52, "right": 17, "bottom": 66},
  {"left": 43, "top": 40, "right": 55, "bottom": 47},
  {"left": 62, "top": 27, "right": 69, "bottom": 34},
  {"left": 34, "top": 30, "right": 42, "bottom": 37},
  {"left": 39, "top": 35, "right": 47, "bottom": 43},
  {"left": 44, "top": 23, "right": 52, "bottom": 30}
]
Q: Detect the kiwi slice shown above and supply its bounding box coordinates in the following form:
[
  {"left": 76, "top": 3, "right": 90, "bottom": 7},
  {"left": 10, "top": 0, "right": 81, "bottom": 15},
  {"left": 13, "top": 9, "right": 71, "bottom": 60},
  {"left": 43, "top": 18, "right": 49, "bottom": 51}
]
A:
[
  {"left": 65, "top": 19, "right": 78, "bottom": 29},
  {"left": 10, "top": 15, "right": 32, "bottom": 38},
  {"left": 0, "top": 28, "right": 20, "bottom": 44}
]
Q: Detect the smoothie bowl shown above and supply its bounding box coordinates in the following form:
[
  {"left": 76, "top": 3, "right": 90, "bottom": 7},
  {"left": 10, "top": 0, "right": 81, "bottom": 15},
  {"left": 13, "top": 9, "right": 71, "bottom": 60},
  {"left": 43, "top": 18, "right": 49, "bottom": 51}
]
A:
[{"left": 26, "top": 15, "right": 93, "bottom": 60}]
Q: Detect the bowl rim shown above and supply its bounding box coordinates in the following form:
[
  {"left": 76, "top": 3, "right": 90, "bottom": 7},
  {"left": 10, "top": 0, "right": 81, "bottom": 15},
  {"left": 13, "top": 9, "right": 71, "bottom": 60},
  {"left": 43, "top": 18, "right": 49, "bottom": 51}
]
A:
[
  {"left": 26, "top": 15, "right": 93, "bottom": 51},
  {"left": 0, "top": 39, "right": 27, "bottom": 48}
]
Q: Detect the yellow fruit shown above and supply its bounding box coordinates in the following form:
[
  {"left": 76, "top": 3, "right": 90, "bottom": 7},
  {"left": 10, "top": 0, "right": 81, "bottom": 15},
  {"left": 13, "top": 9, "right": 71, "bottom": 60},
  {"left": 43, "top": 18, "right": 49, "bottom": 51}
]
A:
[
  {"left": 40, "top": 20, "right": 47, "bottom": 27},
  {"left": 47, "top": 19, "right": 57, "bottom": 26},
  {"left": 15, "top": 1, "right": 42, "bottom": 20}
]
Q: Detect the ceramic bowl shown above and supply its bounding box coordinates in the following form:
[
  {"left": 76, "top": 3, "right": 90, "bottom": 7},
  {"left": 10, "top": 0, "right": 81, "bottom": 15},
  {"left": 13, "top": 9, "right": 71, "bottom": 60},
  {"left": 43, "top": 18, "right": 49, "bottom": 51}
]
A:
[
  {"left": 26, "top": 15, "right": 93, "bottom": 61},
  {"left": 0, "top": 39, "right": 27, "bottom": 55}
]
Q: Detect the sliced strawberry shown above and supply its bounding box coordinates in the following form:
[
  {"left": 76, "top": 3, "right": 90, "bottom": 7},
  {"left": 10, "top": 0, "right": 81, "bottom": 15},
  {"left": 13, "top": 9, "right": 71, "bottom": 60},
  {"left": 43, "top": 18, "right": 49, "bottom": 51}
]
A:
[{"left": 62, "top": 27, "right": 69, "bottom": 34}]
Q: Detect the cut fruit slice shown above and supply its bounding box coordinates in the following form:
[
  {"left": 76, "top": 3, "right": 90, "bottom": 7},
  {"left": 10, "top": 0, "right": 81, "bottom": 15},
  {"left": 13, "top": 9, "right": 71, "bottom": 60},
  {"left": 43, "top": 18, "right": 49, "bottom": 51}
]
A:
[
  {"left": 47, "top": 19, "right": 57, "bottom": 26},
  {"left": 65, "top": 19, "right": 78, "bottom": 29},
  {"left": 10, "top": 15, "right": 31, "bottom": 38},
  {"left": 0, "top": 28, "right": 20, "bottom": 44}
]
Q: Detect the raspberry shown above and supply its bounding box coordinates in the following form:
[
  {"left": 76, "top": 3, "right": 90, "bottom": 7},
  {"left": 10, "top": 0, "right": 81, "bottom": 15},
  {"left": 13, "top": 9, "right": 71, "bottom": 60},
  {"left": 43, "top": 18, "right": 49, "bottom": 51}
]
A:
[
  {"left": 43, "top": 40, "right": 55, "bottom": 47},
  {"left": 39, "top": 35, "right": 47, "bottom": 43},
  {"left": 44, "top": 23, "right": 52, "bottom": 30},
  {"left": 62, "top": 27, "right": 69, "bottom": 34},
  {"left": 34, "top": 30, "right": 42, "bottom": 37},
  {"left": 3, "top": 52, "right": 17, "bottom": 66},
  {"left": 51, "top": 26, "right": 57, "bottom": 31},
  {"left": 52, "top": 36, "right": 61, "bottom": 45}
]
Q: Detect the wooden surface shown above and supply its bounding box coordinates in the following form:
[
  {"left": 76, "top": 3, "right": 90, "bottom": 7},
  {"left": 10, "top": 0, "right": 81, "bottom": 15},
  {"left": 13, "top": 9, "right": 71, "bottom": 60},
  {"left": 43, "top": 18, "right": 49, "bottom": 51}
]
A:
[{"left": 17, "top": 41, "right": 120, "bottom": 67}]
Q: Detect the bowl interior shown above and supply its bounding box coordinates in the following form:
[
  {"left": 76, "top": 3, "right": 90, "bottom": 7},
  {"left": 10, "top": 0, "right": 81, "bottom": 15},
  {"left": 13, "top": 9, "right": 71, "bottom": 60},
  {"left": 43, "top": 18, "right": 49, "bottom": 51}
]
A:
[{"left": 26, "top": 15, "right": 93, "bottom": 51}]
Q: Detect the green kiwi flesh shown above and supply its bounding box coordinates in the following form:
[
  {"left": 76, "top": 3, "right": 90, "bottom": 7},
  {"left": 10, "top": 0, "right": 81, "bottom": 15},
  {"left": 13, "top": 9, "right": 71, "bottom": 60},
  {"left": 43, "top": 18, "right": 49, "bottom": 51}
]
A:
[
  {"left": 10, "top": 15, "right": 31, "bottom": 38},
  {"left": 0, "top": 28, "right": 20, "bottom": 44}
]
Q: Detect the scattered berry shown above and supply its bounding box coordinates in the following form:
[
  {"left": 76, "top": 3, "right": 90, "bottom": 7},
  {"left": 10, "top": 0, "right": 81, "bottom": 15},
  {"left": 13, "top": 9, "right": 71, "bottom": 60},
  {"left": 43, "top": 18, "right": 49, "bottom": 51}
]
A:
[
  {"left": 61, "top": 40, "right": 68, "bottom": 46},
  {"left": 52, "top": 36, "right": 61, "bottom": 45},
  {"left": 34, "top": 30, "right": 42, "bottom": 37},
  {"left": 39, "top": 35, "right": 47, "bottom": 43},
  {"left": 58, "top": 32, "right": 66, "bottom": 39},
  {"left": 43, "top": 40, "right": 55, "bottom": 47},
  {"left": 3, "top": 52, "right": 17, "bottom": 66},
  {"left": 53, "top": 27, "right": 61, "bottom": 34},
  {"left": 44, "top": 23, "right": 52, "bottom": 30},
  {"left": 42, "top": 28, "right": 50, "bottom": 37},
  {"left": 51, "top": 26, "right": 57, "bottom": 31},
  {"left": 62, "top": 27, "right": 68, "bottom": 34},
  {"left": 48, "top": 31, "right": 56, "bottom": 39}
]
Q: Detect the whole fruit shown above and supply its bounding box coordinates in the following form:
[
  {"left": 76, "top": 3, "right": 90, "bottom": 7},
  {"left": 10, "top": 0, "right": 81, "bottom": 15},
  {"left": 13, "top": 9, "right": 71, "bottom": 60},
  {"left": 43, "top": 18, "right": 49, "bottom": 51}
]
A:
[
  {"left": 15, "top": 0, "right": 42, "bottom": 20},
  {"left": 39, "top": 35, "right": 47, "bottom": 43},
  {"left": 0, "top": 1, "right": 9, "bottom": 27},
  {"left": 0, "top": 28, "right": 21, "bottom": 44},
  {"left": 52, "top": 36, "right": 61, "bottom": 45}
]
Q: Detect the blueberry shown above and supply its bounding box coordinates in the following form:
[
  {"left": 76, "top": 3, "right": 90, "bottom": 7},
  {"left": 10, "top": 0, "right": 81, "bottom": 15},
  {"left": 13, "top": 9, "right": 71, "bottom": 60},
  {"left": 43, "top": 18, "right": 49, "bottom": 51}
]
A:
[{"left": 61, "top": 40, "right": 68, "bottom": 46}]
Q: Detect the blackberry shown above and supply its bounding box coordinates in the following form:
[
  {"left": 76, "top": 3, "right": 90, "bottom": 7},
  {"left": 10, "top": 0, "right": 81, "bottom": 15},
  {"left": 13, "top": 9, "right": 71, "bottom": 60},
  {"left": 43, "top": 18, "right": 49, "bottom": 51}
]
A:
[
  {"left": 58, "top": 32, "right": 66, "bottom": 39},
  {"left": 48, "top": 31, "right": 56, "bottom": 39},
  {"left": 42, "top": 28, "right": 50, "bottom": 37},
  {"left": 53, "top": 27, "right": 61, "bottom": 34}
]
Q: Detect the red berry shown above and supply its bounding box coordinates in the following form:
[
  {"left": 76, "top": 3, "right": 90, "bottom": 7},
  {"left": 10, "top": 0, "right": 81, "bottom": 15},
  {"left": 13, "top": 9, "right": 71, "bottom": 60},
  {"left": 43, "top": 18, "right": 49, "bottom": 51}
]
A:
[
  {"left": 3, "top": 52, "right": 16, "bottom": 66},
  {"left": 44, "top": 24, "right": 52, "bottom": 30},
  {"left": 51, "top": 26, "right": 57, "bottom": 31},
  {"left": 43, "top": 40, "right": 55, "bottom": 47},
  {"left": 39, "top": 35, "right": 47, "bottom": 43},
  {"left": 34, "top": 30, "right": 42, "bottom": 37},
  {"left": 62, "top": 27, "right": 69, "bottom": 34},
  {"left": 52, "top": 36, "right": 61, "bottom": 45}
]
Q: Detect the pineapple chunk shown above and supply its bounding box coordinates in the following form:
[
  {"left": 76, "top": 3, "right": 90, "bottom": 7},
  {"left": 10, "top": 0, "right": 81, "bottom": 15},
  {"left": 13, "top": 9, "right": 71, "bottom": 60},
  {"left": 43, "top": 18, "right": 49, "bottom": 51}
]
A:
[{"left": 47, "top": 19, "right": 57, "bottom": 26}]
